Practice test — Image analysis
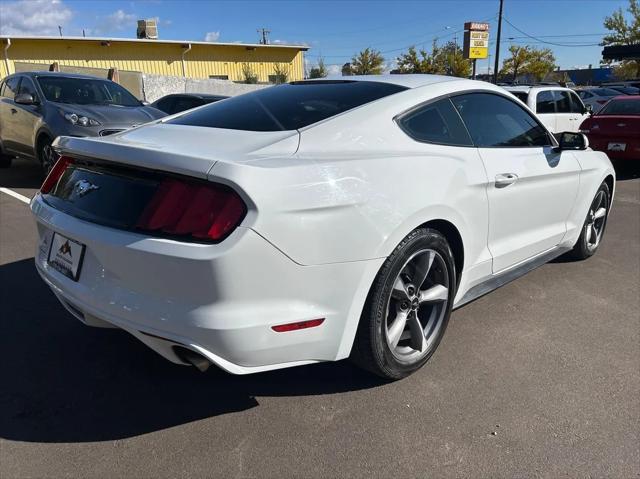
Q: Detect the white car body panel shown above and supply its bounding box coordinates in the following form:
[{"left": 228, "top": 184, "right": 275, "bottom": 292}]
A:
[
  {"left": 31, "top": 75, "right": 615, "bottom": 374},
  {"left": 504, "top": 86, "right": 589, "bottom": 134}
]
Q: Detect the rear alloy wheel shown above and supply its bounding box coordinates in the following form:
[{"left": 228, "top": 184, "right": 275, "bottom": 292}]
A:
[
  {"left": 352, "top": 228, "right": 456, "bottom": 379},
  {"left": 38, "top": 137, "right": 58, "bottom": 176},
  {"left": 568, "top": 182, "right": 610, "bottom": 260}
]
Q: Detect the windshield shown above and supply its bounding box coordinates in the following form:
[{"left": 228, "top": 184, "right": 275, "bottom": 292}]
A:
[
  {"left": 168, "top": 81, "right": 408, "bottom": 131},
  {"left": 599, "top": 99, "right": 640, "bottom": 116},
  {"left": 37, "top": 76, "right": 141, "bottom": 106}
]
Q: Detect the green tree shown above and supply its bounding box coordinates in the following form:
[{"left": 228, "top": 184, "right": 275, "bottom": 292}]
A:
[
  {"left": 603, "top": 0, "right": 640, "bottom": 78},
  {"left": 309, "top": 57, "right": 328, "bottom": 78},
  {"left": 272, "top": 63, "right": 289, "bottom": 84},
  {"left": 350, "top": 48, "right": 385, "bottom": 75},
  {"left": 396, "top": 43, "right": 441, "bottom": 74},
  {"left": 434, "top": 41, "right": 472, "bottom": 78},
  {"left": 500, "top": 45, "right": 556, "bottom": 82},
  {"left": 241, "top": 63, "right": 258, "bottom": 84}
]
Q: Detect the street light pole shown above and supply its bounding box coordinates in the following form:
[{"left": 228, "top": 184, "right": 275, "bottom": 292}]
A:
[{"left": 493, "top": 0, "right": 504, "bottom": 84}]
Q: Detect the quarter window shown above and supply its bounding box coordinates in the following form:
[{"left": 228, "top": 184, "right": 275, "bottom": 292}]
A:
[
  {"left": 398, "top": 98, "right": 473, "bottom": 146},
  {"left": 536, "top": 90, "right": 556, "bottom": 114},
  {"left": 554, "top": 91, "right": 572, "bottom": 113},
  {"left": 451, "top": 93, "right": 551, "bottom": 148}
]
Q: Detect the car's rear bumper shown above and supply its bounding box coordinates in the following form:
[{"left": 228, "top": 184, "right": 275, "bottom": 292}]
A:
[
  {"left": 588, "top": 137, "right": 640, "bottom": 161},
  {"left": 31, "top": 194, "right": 381, "bottom": 374}
]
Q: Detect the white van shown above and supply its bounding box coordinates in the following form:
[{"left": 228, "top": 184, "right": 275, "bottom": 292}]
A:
[{"left": 504, "top": 85, "right": 590, "bottom": 134}]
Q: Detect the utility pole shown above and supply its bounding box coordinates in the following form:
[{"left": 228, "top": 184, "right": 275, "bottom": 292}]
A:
[
  {"left": 493, "top": 0, "right": 504, "bottom": 84},
  {"left": 257, "top": 28, "right": 270, "bottom": 45}
]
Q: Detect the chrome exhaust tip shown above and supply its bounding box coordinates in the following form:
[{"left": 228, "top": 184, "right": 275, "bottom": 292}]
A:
[{"left": 173, "top": 346, "right": 211, "bottom": 372}]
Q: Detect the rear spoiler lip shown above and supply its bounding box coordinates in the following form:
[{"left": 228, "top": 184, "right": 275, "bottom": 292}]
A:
[{"left": 53, "top": 135, "right": 215, "bottom": 180}]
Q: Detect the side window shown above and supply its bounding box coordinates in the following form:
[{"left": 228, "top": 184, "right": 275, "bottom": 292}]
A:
[
  {"left": 172, "top": 97, "right": 203, "bottom": 113},
  {"left": 398, "top": 98, "right": 473, "bottom": 146},
  {"left": 17, "top": 77, "right": 38, "bottom": 99},
  {"left": 156, "top": 97, "right": 175, "bottom": 113},
  {"left": 554, "top": 91, "right": 572, "bottom": 113},
  {"left": 536, "top": 90, "right": 556, "bottom": 114},
  {"left": 451, "top": 93, "right": 551, "bottom": 148},
  {"left": 578, "top": 91, "right": 592, "bottom": 99},
  {"left": 2, "top": 76, "right": 20, "bottom": 100},
  {"left": 569, "top": 91, "right": 585, "bottom": 113}
]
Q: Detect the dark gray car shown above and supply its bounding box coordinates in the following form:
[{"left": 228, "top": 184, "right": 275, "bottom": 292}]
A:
[{"left": 0, "top": 72, "right": 166, "bottom": 173}]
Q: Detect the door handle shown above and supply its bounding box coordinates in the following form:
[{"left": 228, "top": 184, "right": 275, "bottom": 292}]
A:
[
  {"left": 495, "top": 173, "right": 518, "bottom": 188},
  {"left": 10, "top": 108, "right": 17, "bottom": 114}
]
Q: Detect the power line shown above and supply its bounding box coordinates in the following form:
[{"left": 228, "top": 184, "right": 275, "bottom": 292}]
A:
[{"left": 503, "top": 17, "right": 602, "bottom": 47}]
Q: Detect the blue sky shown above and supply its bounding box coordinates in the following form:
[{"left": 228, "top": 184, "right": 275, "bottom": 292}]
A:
[{"left": 0, "top": 0, "right": 631, "bottom": 73}]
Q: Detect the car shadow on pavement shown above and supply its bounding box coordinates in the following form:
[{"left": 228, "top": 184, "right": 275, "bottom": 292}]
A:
[
  {"left": 0, "top": 159, "right": 43, "bottom": 189},
  {"left": 0, "top": 258, "right": 385, "bottom": 443},
  {"left": 613, "top": 163, "right": 639, "bottom": 181}
]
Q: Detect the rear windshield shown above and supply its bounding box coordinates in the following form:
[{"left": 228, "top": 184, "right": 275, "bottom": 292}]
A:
[
  {"left": 599, "top": 99, "right": 640, "bottom": 116},
  {"left": 591, "top": 88, "right": 620, "bottom": 97},
  {"left": 37, "top": 76, "right": 141, "bottom": 106},
  {"left": 168, "top": 81, "right": 407, "bottom": 131}
]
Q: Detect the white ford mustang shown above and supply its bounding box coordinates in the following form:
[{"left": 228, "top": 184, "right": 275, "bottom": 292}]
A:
[{"left": 31, "top": 75, "right": 615, "bottom": 379}]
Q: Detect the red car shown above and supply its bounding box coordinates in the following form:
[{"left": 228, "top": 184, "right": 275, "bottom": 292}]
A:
[{"left": 579, "top": 95, "right": 640, "bottom": 161}]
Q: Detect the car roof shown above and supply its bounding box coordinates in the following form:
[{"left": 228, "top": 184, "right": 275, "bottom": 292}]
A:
[
  {"left": 9, "top": 71, "right": 113, "bottom": 80},
  {"left": 161, "top": 93, "right": 229, "bottom": 100},
  {"left": 319, "top": 74, "right": 460, "bottom": 89},
  {"left": 504, "top": 85, "right": 572, "bottom": 93}
]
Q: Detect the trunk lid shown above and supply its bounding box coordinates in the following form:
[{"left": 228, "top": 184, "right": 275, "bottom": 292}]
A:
[
  {"left": 584, "top": 115, "right": 640, "bottom": 139},
  {"left": 54, "top": 123, "right": 300, "bottom": 178}
]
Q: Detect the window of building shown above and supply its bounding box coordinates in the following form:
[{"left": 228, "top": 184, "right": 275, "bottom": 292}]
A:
[{"left": 209, "top": 75, "right": 229, "bottom": 80}]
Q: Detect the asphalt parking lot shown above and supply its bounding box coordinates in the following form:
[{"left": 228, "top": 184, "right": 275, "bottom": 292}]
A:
[{"left": 1, "top": 158, "right": 638, "bottom": 478}]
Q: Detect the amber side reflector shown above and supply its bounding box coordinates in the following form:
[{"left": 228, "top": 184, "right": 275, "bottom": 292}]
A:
[{"left": 271, "top": 318, "right": 325, "bottom": 333}]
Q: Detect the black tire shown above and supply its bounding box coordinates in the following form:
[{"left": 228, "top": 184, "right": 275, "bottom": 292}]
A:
[
  {"left": 351, "top": 228, "right": 456, "bottom": 380},
  {"left": 567, "top": 181, "right": 611, "bottom": 260},
  {"left": 37, "top": 135, "right": 57, "bottom": 177},
  {"left": 0, "top": 154, "right": 12, "bottom": 168}
]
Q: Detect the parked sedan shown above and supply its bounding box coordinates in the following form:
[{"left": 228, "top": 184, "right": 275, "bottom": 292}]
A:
[
  {"left": 606, "top": 85, "right": 640, "bottom": 96},
  {"left": 580, "top": 95, "right": 640, "bottom": 161},
  {"left": 0, "top": 72, "right": 166, "bottom": 172},
  {"left": 576, "top": 87, "right": 621, "bottom": 113},
  {"left": 31, "top": 76, "right": 614, "bottom": 379},
  {"left": 151, "top": 93, "right": 228, "bottom": 115}
]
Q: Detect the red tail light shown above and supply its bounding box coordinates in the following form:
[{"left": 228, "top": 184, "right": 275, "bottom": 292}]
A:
[
  {"left": 271, "top": 318, "right": 325, "bottom": 333},
  {"left": 136, "top": 178, "right": 247, "bottom": 242},
  {"left": 40, "top": 156, "right": 74, "bottom": 194}
]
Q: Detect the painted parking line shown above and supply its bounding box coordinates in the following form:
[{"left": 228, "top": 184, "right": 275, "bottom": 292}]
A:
[{"left": 0, "top": 187, "right": 31, "bottom": 205}]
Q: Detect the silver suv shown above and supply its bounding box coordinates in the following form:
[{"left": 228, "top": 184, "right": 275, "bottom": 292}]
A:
[{"left": 0, "top": 72, "right": 166, "bottom": 173}]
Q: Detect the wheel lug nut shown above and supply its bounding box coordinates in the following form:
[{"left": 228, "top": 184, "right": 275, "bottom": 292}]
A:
[{"left": 401, "top": 302, "right": 409, "bottom": 310}]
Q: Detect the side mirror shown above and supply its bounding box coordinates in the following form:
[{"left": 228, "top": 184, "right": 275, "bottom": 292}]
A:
[
  {"left": 555, "top": 132, "right": 589, "bottom": 152},
  {"left": 14, "top": 93, "right": 37, "bottom": 105},
  {"left": 584, "top": 104, "right": 593, "bottom": 115}
]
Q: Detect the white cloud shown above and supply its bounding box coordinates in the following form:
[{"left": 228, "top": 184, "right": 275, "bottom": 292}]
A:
[
  {"left": 327, "top": 64, "right": 342, "bottom": 76},
  {"left": 272, "top": 39, "right": 287, "bottom": 45},
  {"left": 0, "top": 0, "right": 73, "bottom": 36},
  {"left": 204, "top": 31, "right": 220, "bottom": 42},
  {"left": 93, "top": 9, "right": 137, "bottom": 35}
]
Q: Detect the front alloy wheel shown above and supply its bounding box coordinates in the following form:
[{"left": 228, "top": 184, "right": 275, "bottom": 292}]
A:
[
  {"left": 568, "top": 181, "right": 611, "bottom": 260},
  {"left": 39, "top": 140, "right": 58, "bottom": 177},
  {"left": 352, "top": 228, "right": 456, "bottom": 379}
]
